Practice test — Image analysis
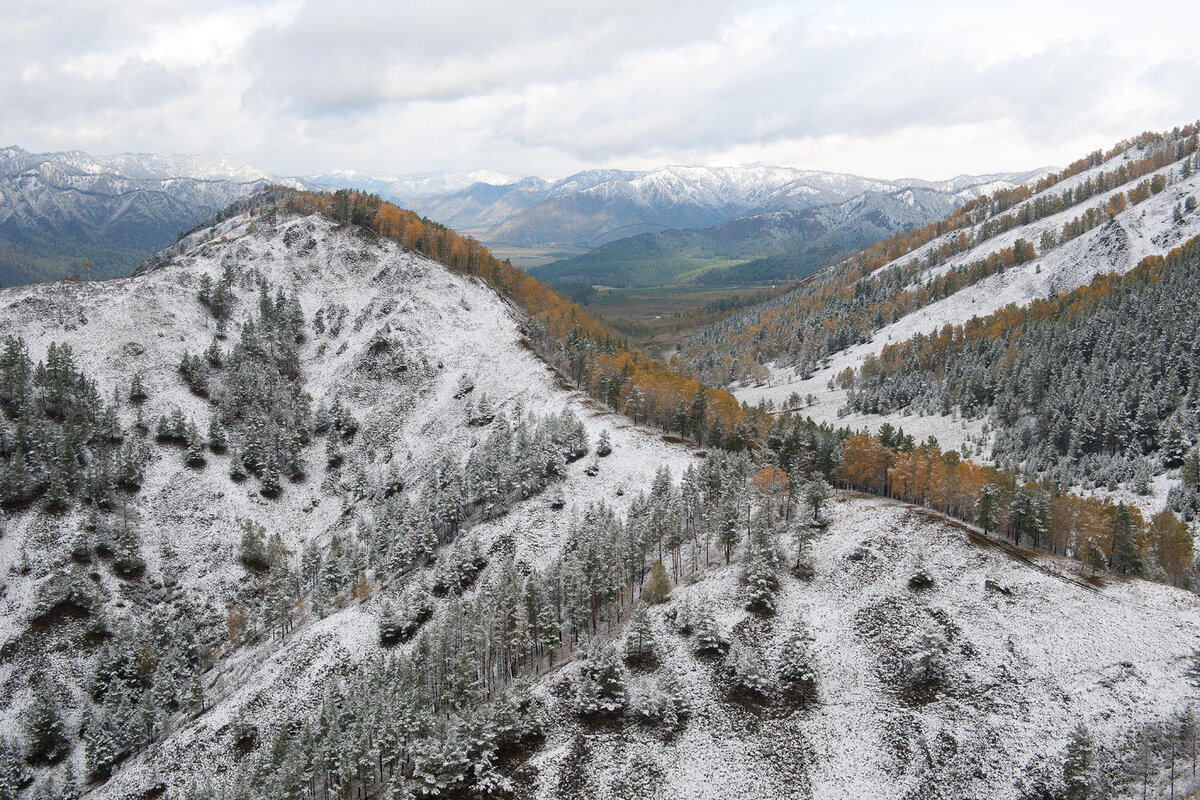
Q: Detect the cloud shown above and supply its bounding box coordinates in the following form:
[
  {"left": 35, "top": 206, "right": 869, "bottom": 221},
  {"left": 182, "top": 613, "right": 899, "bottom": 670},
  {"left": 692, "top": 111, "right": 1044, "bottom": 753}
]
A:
[{"left": 0, "top": 0, "right": 1196, "bottom": 178}]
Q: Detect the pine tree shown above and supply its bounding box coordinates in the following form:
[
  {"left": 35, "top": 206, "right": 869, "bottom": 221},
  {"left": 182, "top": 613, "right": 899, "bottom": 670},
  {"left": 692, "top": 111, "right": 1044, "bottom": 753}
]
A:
[
  {"left": 596, "top": 429, "right": 612, "bottom": 457},
  {"left": 977, "top": 483, "right": 1001, "bottom": 535},
  {"left": 804, "top": 477, "right": 832, "bottom": 526}
]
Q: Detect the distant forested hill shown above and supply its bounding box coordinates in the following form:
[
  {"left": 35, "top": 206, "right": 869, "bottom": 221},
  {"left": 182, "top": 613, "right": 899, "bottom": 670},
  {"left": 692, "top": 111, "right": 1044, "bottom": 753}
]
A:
[{"left": 529, "top": 188, "right": 971, "bottom": 289}]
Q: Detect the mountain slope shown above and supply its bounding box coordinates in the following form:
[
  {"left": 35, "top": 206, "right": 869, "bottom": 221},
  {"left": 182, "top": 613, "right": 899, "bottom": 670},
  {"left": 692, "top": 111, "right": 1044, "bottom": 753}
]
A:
[
  {"left": 688, "top": 129, "right": 1197, "bottom": 385},
  {"left": 0, "top": 200, "right": 1193, "bottom": 800}
]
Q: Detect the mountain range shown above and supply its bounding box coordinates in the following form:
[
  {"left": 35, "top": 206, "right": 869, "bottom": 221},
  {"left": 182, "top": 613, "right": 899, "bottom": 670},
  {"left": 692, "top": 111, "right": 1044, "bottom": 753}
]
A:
[
  {"left": 354, "top": 164, "right": 1045, "bottom": 250},
  {"left": 0, "top": 146, "right": 309, "bottom": 286},
  {"left": 0, "top": 149, "right": 1041, "bottom": 290}
]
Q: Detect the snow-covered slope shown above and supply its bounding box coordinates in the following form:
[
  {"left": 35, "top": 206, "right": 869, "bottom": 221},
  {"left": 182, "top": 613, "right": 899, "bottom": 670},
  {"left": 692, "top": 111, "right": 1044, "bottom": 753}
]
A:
[
  {"left": 0, "top": 209, "right": 701, "bottom": 794},
  {"left": 523, "top": 497, "right": 1200, "bottom": 798},
  {"left": 733, "top": 148, "right": 1200, "bottom": 466},
  {"left": 0, "top": 207, "right": 1193, "bottom": 799}
]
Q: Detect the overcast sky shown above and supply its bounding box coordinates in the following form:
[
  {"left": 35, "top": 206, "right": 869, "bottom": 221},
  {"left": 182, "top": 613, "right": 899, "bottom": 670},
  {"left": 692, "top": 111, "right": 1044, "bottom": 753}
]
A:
[{"left": 3, "top": 0, "right": 1198, "bottom": 181}]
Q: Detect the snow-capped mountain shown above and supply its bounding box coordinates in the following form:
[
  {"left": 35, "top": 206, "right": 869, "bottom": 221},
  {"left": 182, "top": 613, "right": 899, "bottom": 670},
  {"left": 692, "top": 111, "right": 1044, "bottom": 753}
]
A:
[
  {"left": 419, "top": 165, "right": 1046, "bottom": 248},
  {"left": 0, "top": 146, "right": 311, "bottom": 286},
  {"left": 0, "top": 197, "right": 1194, "bottom": 800},
  {"left": 531, "top": 186, "right": 979, "bottom": 289},
  {"left": 304, "top": 164, "right": 1044, "bottom": 250}
]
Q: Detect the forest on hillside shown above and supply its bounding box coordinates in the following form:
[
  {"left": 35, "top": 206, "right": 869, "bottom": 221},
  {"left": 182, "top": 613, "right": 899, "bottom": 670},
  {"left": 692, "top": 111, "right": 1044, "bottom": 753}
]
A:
[{"left": 679, "top": 126, "right": 1200, "bottom": 386}]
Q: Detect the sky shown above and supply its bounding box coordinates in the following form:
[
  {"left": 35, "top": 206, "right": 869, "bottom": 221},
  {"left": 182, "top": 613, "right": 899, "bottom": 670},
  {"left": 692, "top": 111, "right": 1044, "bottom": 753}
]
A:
[{"left": 3, "top": 0, "right": 1199, "bottom": 182}]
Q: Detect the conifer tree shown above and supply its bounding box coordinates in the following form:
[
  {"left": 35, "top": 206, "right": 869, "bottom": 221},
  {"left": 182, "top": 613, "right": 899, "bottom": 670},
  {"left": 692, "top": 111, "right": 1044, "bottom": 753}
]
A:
[
  {"left": 804, "top": 477, "right": 832, "bottom": 526},
  {"left": 623, "top": 606, "right": 658, "bottom": 668},
  {"left": 576, "top": 642, "right": 626, "bottom": 717},
  {"left": 185, "top": 420, "right": 206, "bottom": 468},
  {"left": 596, "top": 429, "right": 612, "bottom": 457},
  {"left": 727, "top": 643, "right": 773, "bottom": 701},
  {"left": 24, "top": 678, "right": 68, "bottom": 763},
  {"left": 977, "top": 483, "right": 1001, "bottom": 536},
  {"left": 777, "top": 621, "right": 818, "bottom": 706},
  {"left": 1109, "top": 502, "right": 1143, "bottom": 575},
  {"left": 1062, "top": 722, "right": 1094, "bottom": 800},
  {"left": 692, "top": 606, "right": 726, "bottom": 656}
]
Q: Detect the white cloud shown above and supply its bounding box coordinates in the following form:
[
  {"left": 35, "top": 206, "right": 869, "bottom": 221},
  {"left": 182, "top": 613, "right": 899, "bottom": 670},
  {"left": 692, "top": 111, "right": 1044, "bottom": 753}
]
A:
[{"left": 0, "top": 0, "right": 1197, "bottom": 180}]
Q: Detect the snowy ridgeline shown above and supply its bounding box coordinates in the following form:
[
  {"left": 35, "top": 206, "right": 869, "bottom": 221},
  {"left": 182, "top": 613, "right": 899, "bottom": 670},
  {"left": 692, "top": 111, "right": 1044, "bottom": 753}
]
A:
[{"left": 0, "top": 210, "right": 1195, "bottom": 800}]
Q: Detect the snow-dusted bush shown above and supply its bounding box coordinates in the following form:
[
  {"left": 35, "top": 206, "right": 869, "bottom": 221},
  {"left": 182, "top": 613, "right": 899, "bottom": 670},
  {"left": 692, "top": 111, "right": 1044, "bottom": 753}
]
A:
[
  {"left": 726, "top": 642, "right": 774, "bottom": 702},
  {"left": 777, "top": 621, "right": 819, "bottom": 706}
]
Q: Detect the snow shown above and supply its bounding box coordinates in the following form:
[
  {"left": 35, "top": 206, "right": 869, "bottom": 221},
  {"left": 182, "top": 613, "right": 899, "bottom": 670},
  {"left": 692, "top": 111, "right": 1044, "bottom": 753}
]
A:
[
  {"left": 0, "top": 210, "right": 704, "bottom": 793},
  {"left": 736, "top": 162, "right": 1200, "bottom": 467},
  {"left": 0, "top": 208, "right": 1196, "bottom": 798},
  {"left": 521, "top": 496, "right": 1200, "bottom": 799}
]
